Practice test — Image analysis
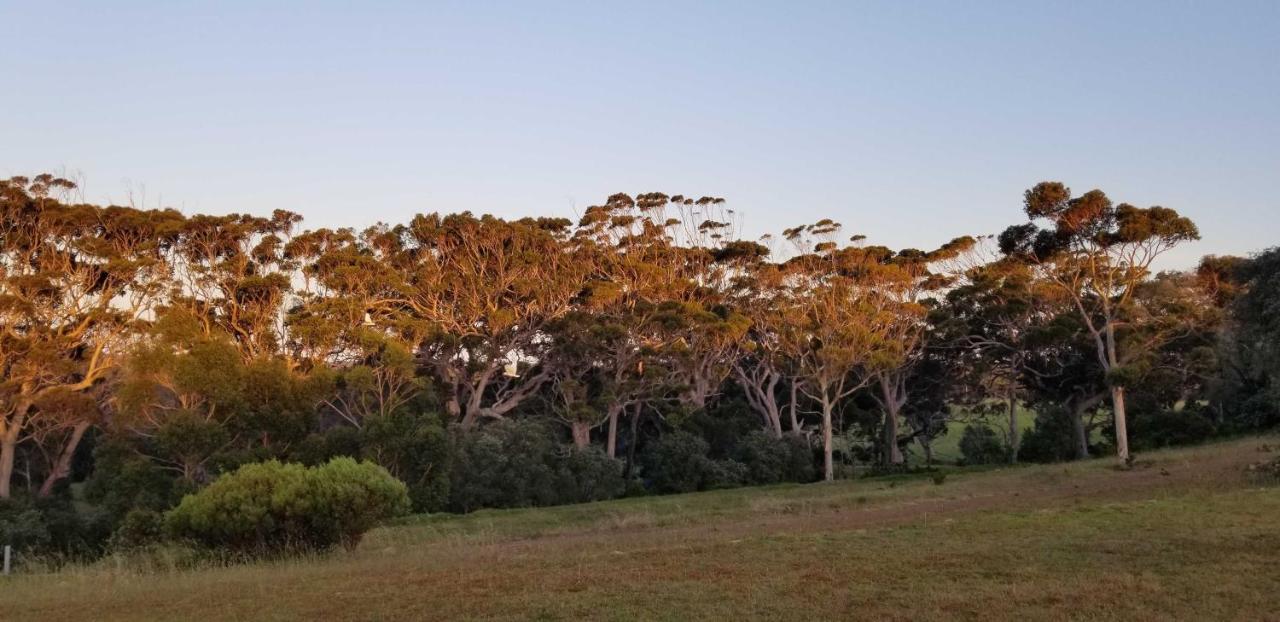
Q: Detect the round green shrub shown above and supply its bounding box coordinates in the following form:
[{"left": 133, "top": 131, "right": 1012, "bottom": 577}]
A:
[
  {"left": 959, "top": 424, "right": 1007, "bottom": 465},
  {"left": 165, "top": 457, "right": 409, "bottom": 554}
]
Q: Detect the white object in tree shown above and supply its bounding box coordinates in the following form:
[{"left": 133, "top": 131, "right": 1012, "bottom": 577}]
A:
[{"left": 503, "top": 360, "right": 520, "bottom": 378}]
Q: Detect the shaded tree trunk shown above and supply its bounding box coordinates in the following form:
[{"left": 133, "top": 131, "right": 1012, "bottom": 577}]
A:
[
  {"left": 623, "top": 404, "right": 642, "bottom": 479},
  {"left": 788, "top": 381, "right": 801, "bottom": 434},
  {"left": 1069, "top": 391, "right": 1108, "bottom": 460},
  {"left": 38, "top": 421, "right": 91, "bottom": 497},
  {"left": 734, "top": 364, "right": 784, "bottom": 438},
  {"left": 918, "top": 435, "right": 933, "bottom": 466},
  {"left": 570, "top": 420, "right": 591, "bottom": 450},
  {"left": 1007, "top": 394, "right": 1019, "bottom": 464},
  {"left": 606, "top": 404, "right": 621, "bottom": 458},
  {"left": 1071, "top": 407, "right": 1089, "bottom": 460},
  {"left": 883, "top": 409, "right": 903, "bottom": 466},
  {"left": 877, "top": 374, "right": 906, "bottom": 466}
]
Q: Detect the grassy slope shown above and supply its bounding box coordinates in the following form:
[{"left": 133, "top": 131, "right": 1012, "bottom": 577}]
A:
[{"left": 4, "top": 436, "right": 1279, "bottom": 621}]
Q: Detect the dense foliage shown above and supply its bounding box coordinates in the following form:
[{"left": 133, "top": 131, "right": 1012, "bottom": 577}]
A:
[
  {"left": 165, "top": 458, "right": 409, "bottom": 553},
  {"left": 0, "top": 173, "right": 1274, "bottom": 566}
]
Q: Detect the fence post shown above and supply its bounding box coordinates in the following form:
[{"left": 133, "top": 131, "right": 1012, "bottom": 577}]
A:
[{"left": 3, "top": 545, "right": 10, "bottom": 575}]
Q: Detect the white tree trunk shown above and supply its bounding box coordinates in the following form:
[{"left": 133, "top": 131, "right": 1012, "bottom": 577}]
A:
[
  {"left": 1112, "top": 385, "right": 1130, "bottom": 463},
  {"left": 822, "top": 400, "right": 834, "bottom": 482}
]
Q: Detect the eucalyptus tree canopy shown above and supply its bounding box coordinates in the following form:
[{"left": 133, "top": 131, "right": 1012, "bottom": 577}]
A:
[{"left": 1000, "top": 182, "right": 1199, "bottom": 462}]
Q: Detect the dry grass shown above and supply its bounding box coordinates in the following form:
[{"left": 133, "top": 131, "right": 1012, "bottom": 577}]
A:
[{"left": 4, "top": 436, "right": 1279, "bottom": 621}]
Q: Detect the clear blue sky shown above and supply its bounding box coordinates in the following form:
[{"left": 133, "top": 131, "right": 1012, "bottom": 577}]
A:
[{"left": 4, "top": 1, "right": 1277, "bottom": 268}]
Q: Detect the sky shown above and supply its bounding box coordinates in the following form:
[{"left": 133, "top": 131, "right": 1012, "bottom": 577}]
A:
[{"left": 3, "top": 1, "right": 1277, "bottom": 268}]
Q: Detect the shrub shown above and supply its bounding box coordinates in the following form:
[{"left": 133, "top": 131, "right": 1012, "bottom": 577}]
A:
[
  {"left": 0, "top": 495, "right": 111, "bottom": 568},
  {"left": 165, "top": 457, "right": 409, "bottom": 554},
  {"left": 108, "top": 509, "right": 165, "bottom": 551},
  {"left": 83, "top": 436, "right": 181, "bottom": 525},
  {"left": 641, "top": 431, "right": 714, "bottom": 493},
  {"left": 732, "top": 431, "right": 788, "bottom": 485},
  {"left": 291, "top": 427, "right": 362, "bottom": 466},
  {"left": 1131, "top": 406, "right": 1217, "bottom": 450},
  {"left": 706, "top": 458, "right": 749, "bottom": 489},
  {"left": 732, "top": 431, "right": 816, "bottom": 485},
  {"left": 0, "top": 498, "right": 51, "bottom": 553},
  {"left": 641, "top": 430, "right": 749, "bottom": 493},
  {"left": 959, "top": 425, "right": 1007, "bottom": 465},
  {"left": 360, "top": 411, "right": 451, "bottom": 513},
  {"left": 447, "top": 418, "right": 625, "bottom": 512},
  {"left": 559, "top": 447, "right": 627, "bottom": 502},
  {"left": 781, "top": 434, "right": 819, "bottom": 483},
  {"left": 1018, "top": 407, "right": 1087, "bottom": 463}
]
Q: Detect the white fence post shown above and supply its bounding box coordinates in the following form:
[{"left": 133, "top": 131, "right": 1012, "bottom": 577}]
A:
[{"left": 2, "top": 544, "right": 10, "bottom": 575}]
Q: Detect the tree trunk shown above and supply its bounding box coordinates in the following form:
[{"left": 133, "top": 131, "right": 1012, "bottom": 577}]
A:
[
  {"left": 0, "top": 405, "right": 28, "bottom": 500},
  {"left": 883, "top": 407, "right": 903, "bottom": 466},
  {"left": 821, "top": 399, "right": 834, "bottom": 482},
  {"left": 788, "top": 381, "right": 800, "bottom": 434},
  {"left": 918, "top": 436, "right": 933, "bottom": 466},
  {"left": 1112, "top": 385, "right": 1130, "bottom": 463},
  {"left": 570, "top": 420, "right": 591, "bottom": 450},
  {"left": 38, "top": 421, "right": 91, "bottom": 497},
  {"left": 623, "top": 404, "right": 642, "bottom": 479},
  {"left": 1007, "top": 394, "right": 1019, "bottom": 464},
  {"left": 0, "top": 430, "right": 17, "bottom": 500},
  {"left": 1071, "top": 404, "right": 1090, "bottom": 460},
  {"left": 606, "top": 405, "right": 620, "bottom": 459}
]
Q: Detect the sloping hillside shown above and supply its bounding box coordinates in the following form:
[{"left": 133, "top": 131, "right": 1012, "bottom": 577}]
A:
[{"left": 5, "top": 436, "right": 1279, "bottom": 621}]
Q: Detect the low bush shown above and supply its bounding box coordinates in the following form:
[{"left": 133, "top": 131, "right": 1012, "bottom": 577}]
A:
[
  {"left": 641, "top": 430, "right": 750, "bottom": 493},
  {"left": 1018, "top": 407, "right": 1090, "bottom": 463},
  {"left": 732, "top": 431, "right": 817, "bottom": 485},
  {"left": 0, "top": 495, "right": 110, "bottom": 570},
  {"left": 560, "top": 446, "right": 628, "bottom": 502},
  {"left": 107, "top": 509, "right": 166, "bottom": 551},
  {"left": 448, "top": 419, "right": 624, "bottom": 512},
  {"left": 165, "top": 457, "right": 409, "bottom": 554},
  {"left": 959, "top": 425, "right": 1007, "bottom": 465},
  {"left": 1131, "top": 406, "right": 1217, "bottom": 450}
]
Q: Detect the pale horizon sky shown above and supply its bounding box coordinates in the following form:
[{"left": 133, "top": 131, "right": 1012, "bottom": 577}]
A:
[{"left": 4, "top": 1, "right": 1278, "bottom": 269}]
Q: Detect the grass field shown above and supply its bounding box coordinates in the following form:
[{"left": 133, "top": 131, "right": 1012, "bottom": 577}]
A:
[{"left": 4, "top": 436, "right": 1279, "bottom": 621}]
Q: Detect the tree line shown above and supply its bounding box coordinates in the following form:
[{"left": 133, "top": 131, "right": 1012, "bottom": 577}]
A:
[{"left": 1, "top": 173, "right": 1276, "bottom": 557}]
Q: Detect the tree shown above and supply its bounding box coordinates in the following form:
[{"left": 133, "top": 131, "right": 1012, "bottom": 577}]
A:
[
  {"left": 781, "top": 222, "right": 908, "bottom": 481},
  {"left": 865, "top": 238, "right": 976, "bottom": 466},
  {"left": 168, "top": 210, "right": 302, "bottom": 362},
  {"left": 1000, "top": 182, "right": 1199, "bottom": 462},
  {"left": 1205, "top": 249, "right": 1280, "bottom": 430},
  {"left": 937, "top": 255, "right": 1065, "bottom": 462},
  {"left": 567, "top": 192, "right": 746, "bottom": 453},
  {"left": 397, "top": 214, "right": 588, "bottom": 428},
  {"left": 730, "top": 254, "right": 799, "bottom": 438},
  {"left": 0, "top": 175, "right": 182, "bottom": 498},
  {"left": 114, "top": 309, "right": 317, "bottom": 485}
]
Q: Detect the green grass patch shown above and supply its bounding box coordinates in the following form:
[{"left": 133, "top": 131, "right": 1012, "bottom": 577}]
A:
[{"left": 4, "top": 436, "right": 1278, "bottom": 621}]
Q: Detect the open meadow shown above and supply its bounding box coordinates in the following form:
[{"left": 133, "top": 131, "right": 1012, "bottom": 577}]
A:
[{"left": 5, "top": 436, "right": 1278, "bottom": 621}]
